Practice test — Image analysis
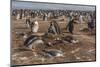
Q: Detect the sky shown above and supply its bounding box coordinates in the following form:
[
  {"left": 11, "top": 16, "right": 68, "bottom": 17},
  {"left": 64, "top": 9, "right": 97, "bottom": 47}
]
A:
[{"left": 12, "top": 0, "right": 95, "bottom": 11}]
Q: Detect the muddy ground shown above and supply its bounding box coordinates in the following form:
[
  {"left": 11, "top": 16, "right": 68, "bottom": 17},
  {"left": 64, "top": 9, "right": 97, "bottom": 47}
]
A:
[{"left": 11, "top": 16, "right": 96, "bottom": 66}]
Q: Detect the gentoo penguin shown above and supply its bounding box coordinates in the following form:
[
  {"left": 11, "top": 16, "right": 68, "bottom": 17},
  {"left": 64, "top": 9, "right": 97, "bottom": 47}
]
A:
[
  {"left": 22, "top": 11, "right": 25, "bottom": 19},
  {"left": 19, "top": 9, "right": 23, "bottom": 19},
  {"left": 42, "top": 49, "right": 64, "bottom": 57},
  {"left": 87, "top": 14, "right": 94, "bottom": 32},
  {"left": 48, "top": 20, "right": 60, "bottom": 35},
  {"left": 53, "top": 20, "right": 61, "bottom": 34},
  {"left": 43, "top": 14, "right": 46, "bottom": 21},
  {"left": 66, "top": 19, "right": 75, "bottom": 34},
  {"left": 62, "top": 35, "right": 79, "bottom": 44},
  {"left": 79, "top": 14, "right": 84, "bottom": 30},
  {"left": 23, "top": 35, "right": 44, "bottom": 49},
  {"left": 32, "top": 20, "right": 39, "bottom": 33},
  {"left": 25, "top": 18, "right": 31, "bottom": 28},
  {"left": 25, "top": 18, "right": 33, "bottom": 32},
  {"left": 16, "top": 13, "right": 20, "bottom": 20}
]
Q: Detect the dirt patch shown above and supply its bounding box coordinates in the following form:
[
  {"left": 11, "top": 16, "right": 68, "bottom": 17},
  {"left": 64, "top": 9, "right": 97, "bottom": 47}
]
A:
[{"left": 11, "top": 17, "right": 96, "bottom": 65}]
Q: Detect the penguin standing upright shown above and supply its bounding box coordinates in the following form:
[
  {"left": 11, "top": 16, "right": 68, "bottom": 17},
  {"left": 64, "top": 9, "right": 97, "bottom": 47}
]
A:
[
  {"left": 48, "top": 20, "right": 60, "bottom": 35},
  {"left": 87, "top": 14, "right": 94, "bottom": 32},
  {"left": 22, "top": 10, "right": 25, "bottom": 19},
  {"left": 26, "top": 19, "right": 31, "bottom": 28},
  {"left": 25, "top": 18, "right": 33, "bottom": 32},
  {"left": 19, "top": 9, "right": 23, "bottom": 19},
  {"left": 53, "top": 20, "right": 61, "bottom": 34},
  {"left": 66, "top": 19, "right": 74, "bottom": 34},
  {"left": 79, "top": 14, "right": 84, "bottom": 30},
  {"left": 32, "top": 20, "right": 39, "bottom": 33},
  {"left": 16, "top": 13, "right": 20, "bottom": 20},
  {"left": 43, "top": 14, "right": 46, "bottom": 21},
  {"left": 31, "top": 12, "right": 35, "bottom": 18}
]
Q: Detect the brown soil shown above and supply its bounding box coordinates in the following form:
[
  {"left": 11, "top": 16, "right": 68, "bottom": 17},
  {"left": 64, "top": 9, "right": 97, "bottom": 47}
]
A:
[{"left": 11, "top": 17, "right": 96, "bottom": 65}]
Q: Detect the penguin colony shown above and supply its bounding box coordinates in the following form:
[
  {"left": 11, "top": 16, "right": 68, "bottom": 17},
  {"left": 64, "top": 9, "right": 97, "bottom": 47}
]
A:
[{"left": 12, "top": 8, "right": 96, "bottom": 64}]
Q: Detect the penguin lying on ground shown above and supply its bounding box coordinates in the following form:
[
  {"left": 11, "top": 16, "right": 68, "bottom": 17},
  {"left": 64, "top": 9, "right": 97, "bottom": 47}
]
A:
[
  {"left": 62, "top": 35, "right": 79, "bottom": 44},
  {"left": 42, "top": 49, "right": 64, "bottom": 58},
  {"left": 23, "top": 35, "right": 44, "bottom": 49}
]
